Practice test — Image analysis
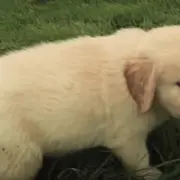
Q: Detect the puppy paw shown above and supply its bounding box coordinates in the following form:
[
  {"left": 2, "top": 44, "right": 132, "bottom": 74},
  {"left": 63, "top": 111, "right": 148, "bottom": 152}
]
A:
[{"left": 135, "top": 167, "right": 162, "bottom": 180}]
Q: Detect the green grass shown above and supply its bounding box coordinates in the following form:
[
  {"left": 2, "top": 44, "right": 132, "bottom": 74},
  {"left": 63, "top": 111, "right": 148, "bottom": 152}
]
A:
[{"left": 1, "top": 0, "right": 180, "bottom": 179}]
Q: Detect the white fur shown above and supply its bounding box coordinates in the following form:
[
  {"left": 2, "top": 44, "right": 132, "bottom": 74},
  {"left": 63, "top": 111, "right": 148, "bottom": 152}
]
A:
[{"left": 0, "top": 26, "right": 179, "bottom": 180}]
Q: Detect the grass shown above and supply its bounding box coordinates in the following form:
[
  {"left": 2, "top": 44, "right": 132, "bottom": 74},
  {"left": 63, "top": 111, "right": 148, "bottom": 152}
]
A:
[{"left": 1, "top": 0, "right": 180, "bottom": 179}]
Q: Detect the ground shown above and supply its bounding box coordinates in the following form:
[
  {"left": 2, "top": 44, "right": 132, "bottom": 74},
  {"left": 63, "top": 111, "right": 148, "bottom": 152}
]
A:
[{"left": 1, "top": 0, "right": 180, "bottom": 180}]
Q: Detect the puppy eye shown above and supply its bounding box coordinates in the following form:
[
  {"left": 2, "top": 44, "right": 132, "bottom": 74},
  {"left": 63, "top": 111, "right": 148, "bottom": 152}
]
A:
[{"left": 176, "top": 81, "right": 180, "bottom": 87}]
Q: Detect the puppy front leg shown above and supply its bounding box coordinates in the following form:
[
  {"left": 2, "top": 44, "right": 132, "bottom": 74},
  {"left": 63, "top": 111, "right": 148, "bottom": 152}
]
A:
[{"left": 111, "top": 137, "right": 162, "bottom": 180}]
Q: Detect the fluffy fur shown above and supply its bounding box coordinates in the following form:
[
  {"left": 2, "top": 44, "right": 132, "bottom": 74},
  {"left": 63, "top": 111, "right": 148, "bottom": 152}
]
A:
[{"left": 0, "top": 25, "right": 180, "bottom": 180}]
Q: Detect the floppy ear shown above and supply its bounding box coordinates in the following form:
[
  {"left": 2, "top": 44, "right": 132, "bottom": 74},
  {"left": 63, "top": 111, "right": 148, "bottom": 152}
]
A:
[{"left": 124, "top": 58, "right": 157, "bottom": 113}]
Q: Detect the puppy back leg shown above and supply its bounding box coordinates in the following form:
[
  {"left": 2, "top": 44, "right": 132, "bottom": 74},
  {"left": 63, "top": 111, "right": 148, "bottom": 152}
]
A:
[
  {"left": 110, "top": 136, "right": 162, "bottom": 180},
  {"left": 0, "top": 126, "right": 43, "bottom": 180}
]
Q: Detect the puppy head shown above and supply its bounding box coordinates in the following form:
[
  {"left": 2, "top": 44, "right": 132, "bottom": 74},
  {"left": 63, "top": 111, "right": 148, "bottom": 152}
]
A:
[{"left": 124, "top": 25, "right": 180, "bottom": 118}]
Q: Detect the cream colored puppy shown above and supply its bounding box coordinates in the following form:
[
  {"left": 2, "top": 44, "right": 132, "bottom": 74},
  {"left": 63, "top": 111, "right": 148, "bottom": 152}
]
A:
[{"left": 0, "top": 25, "right": 179, "bottom": 180}]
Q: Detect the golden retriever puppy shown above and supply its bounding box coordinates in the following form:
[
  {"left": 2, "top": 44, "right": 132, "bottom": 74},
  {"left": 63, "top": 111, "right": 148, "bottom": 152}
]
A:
[{"left": 0, "top": 25, "right": 179, "bottom": 180}]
